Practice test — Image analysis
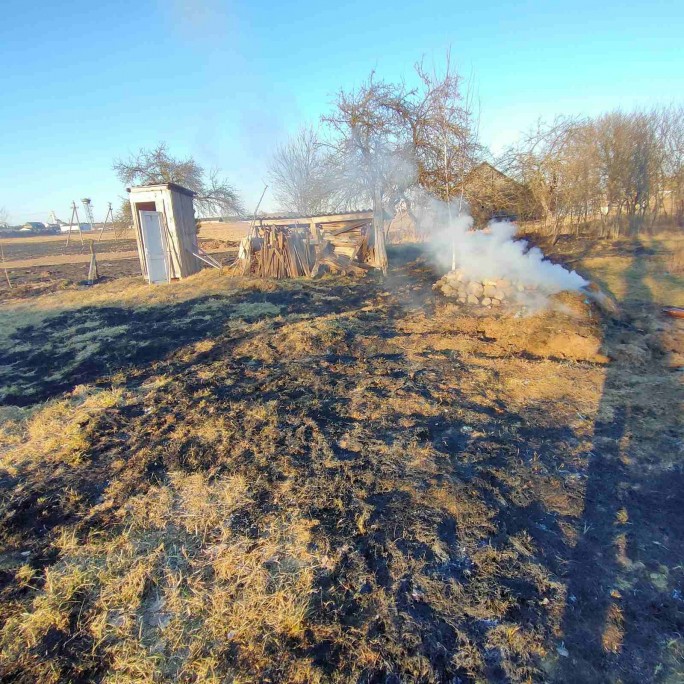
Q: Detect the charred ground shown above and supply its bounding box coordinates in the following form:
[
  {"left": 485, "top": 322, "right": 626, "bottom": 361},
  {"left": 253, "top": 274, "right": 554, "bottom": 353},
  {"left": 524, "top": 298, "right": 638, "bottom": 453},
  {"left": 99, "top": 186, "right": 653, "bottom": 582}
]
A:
[
  {"left": 0, "top": 239, "right": 682, "bottom": 683},
  {"left": 0, "top": 233, "right": 237, "bottom": 301}
]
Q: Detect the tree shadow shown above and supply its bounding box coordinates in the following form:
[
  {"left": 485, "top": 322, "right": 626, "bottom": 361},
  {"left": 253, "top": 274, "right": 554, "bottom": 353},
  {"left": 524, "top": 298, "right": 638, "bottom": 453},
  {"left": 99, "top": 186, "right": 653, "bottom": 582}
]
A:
[
  {"left": 553, "top": 243, "right": 684, "bottom": 682},
  {"left": 0, "top": 280, "right": 380, "bottom": 406}
]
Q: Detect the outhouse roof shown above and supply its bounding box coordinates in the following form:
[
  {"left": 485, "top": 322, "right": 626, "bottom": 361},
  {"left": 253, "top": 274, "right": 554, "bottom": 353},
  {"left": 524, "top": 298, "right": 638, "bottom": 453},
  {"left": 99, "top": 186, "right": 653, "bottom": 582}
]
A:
[{"left": 127, "top": 182, "right": 196, "bottom": 197}]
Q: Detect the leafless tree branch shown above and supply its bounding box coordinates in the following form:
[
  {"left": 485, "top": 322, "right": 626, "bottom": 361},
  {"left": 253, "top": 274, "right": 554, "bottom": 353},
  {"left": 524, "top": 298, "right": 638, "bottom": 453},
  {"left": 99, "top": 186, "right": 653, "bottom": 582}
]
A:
[{"left": 113, "top": 142, "right": 243, "bottom": 217}]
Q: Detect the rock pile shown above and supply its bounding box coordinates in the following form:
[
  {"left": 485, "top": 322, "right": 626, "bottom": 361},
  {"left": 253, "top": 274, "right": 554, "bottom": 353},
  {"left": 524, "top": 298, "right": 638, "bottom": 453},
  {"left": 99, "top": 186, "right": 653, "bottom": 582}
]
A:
[{"left": 433, "top": 268, "right": 540, "bottom": 308}]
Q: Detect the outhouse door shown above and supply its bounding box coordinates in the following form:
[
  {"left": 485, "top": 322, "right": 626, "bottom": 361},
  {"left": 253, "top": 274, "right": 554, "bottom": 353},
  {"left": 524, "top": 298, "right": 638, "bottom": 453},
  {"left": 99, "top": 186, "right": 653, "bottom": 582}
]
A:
[{"left": 140, "top": 211, "right": 169, "bottom": 284}]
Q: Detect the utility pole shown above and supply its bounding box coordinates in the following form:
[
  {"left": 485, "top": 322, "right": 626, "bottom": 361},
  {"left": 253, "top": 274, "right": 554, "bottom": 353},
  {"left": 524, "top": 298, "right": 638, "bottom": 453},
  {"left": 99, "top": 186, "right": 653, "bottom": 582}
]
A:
[
  {"left": 97, "top": 202, "right": 114, "bottom": 241},
  {"left": 444, "top": 134, "right": 456, "bottom": 272},
  {"left": 65, "top": 201, "right": 84, "bottom": 249}
]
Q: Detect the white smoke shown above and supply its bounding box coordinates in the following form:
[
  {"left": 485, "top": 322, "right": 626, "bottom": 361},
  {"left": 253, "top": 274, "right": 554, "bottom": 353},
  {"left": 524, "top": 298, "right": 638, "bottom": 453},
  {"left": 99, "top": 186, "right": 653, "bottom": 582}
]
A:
[
  {"left": 322, "top": 128, "right": 587, "bottom": 299},
  {"left": 416, "top": 196, "right": 588, "bottom": 294}
]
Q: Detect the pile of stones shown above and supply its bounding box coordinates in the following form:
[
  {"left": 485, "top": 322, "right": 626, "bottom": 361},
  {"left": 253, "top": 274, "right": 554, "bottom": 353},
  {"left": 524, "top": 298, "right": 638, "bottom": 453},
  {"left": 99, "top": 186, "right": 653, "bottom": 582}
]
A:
[{"left": 433, "top": 268, "right": 540, "bottom": 308}]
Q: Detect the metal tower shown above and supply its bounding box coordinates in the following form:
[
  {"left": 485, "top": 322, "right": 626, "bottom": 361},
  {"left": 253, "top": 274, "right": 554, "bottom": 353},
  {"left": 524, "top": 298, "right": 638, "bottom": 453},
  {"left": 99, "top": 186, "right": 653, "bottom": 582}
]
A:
[{"left": 81, "top": 198, "right": 95, "bottom": 232}]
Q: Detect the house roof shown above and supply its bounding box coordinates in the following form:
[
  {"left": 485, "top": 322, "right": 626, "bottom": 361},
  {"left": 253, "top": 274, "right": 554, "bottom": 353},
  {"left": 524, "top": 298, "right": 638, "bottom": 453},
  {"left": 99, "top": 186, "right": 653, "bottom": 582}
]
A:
[{"left": 464, "top": 161, "right": 521, "bottom": 186}]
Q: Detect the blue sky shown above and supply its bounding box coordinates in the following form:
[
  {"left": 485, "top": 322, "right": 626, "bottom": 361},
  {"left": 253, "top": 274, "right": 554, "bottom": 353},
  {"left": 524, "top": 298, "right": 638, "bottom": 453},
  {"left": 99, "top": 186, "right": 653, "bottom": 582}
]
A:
[{"left": 1, "top": 0, "right": 682, "bottom": 223}]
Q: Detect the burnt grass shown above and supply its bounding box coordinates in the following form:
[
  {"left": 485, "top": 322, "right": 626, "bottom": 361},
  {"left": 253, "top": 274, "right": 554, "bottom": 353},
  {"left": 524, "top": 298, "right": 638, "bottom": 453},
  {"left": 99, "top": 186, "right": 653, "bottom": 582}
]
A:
[
  {"left": 0, "top": 283, "right": 355, "bottom": 406},
  {"left": 1, "top": 247, "right": 683, "bottom": 683},
  {"left": 0, "top": 257, "right": 144, "bottom": 301}
]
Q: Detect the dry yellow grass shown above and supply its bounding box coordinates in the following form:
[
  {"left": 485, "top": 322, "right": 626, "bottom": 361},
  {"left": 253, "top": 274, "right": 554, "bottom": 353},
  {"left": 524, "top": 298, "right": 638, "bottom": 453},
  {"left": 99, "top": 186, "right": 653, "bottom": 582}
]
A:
[
  {"left": 198, "top": 220, "right": 251, "bottom": 242},
  {"left": 576, "top": 231, "right": 684, "bottom": 307},
  {"left": 0, "top": 386, "right": 125, "bottom": 474}
]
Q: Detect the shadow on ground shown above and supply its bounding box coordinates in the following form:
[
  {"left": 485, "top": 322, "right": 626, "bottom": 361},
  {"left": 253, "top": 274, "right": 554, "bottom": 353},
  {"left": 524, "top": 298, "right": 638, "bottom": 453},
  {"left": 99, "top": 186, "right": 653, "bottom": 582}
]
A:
[
  {"left": 553, "top": 247, "right": 684, "bottom": 682},
  {"left": 0, "top": 280, "right": 379, "bottom": 406}
]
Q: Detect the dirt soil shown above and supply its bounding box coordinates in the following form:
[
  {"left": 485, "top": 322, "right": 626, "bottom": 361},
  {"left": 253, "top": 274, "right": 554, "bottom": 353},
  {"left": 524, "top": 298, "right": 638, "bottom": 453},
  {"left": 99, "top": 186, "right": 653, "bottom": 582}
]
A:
[
  {"left": 0, "top": 258, "right": 144, "bottom": 301},
  {"left": 0, "top": 244, "right": 682, "bottom": 683},
  {"left": 0, "top": 235, "right": 139, "bottom": 261},
  {"left": 0, "top": 239, "right": 237, "bottom": 302}
]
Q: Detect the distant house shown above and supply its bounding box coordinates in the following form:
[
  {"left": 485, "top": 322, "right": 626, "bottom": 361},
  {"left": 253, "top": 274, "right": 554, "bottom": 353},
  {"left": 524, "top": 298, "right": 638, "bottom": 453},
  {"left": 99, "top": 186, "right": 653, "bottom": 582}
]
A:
[
  {"left": 461, "top": 162, "right": 539, "bottom": 225},
  {"left": 21, "top": 221, "right": 47, "bottom": 232},
  {"left": 386, "top": 198, "right": 421, "bottom": 242},
  {"left": 60, "top": 223, "right": 92, "bottom": 233}
]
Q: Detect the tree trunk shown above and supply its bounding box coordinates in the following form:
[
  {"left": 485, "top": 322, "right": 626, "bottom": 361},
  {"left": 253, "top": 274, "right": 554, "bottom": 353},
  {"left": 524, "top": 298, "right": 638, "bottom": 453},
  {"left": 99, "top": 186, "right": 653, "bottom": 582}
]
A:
[{"left": 373, "top": 185, "right": 388, "bottom": 275}]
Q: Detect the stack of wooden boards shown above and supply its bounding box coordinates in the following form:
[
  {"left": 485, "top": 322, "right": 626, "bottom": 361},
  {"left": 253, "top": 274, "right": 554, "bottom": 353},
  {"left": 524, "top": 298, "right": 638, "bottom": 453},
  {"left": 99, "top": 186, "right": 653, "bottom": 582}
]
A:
[
  {"left": 236, "top": 222, "right": 374, "bottom": 279},
  {"left": 241, "top": 225, "right": 314, "bottom": 278},
  {"left": 320, "top": 219, "right": 375, "bottom": 263}
]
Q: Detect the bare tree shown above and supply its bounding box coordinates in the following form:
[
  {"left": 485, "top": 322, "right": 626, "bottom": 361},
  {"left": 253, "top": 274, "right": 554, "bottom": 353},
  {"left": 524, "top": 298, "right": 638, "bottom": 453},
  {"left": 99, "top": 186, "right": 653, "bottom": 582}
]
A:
[
  {"left": 501, "top": 107, "right": 682, "bottom": 240},
  {"left": 324, "top": 74, "right": 416, "bottom": 273},
  {"left": 319, "top": 58, "right": 482, "bottom": 269},
  {"left": 408, "top": 56, "right": 481, "bottom": 205},
  {"left": 0, "top": 207, "right": 8, "bottom": 228},
  {"left": 269, "top": 126, "right": 338, "bottom": 215},
  {"left": 655, "top": 104, "right": 684, "bottom": 226},
  {"left": 501, "top": 116, "right": 599, "bottom": 241},
  {"left": 593, "top": 111, "right": 663, "bottom": 236},
  {"left": 113, "top": 142, "right": 243, "bottom": 217},
  {"left": 407, "top": 55, "right": 481, "bottom": 265},
  {"left": 113, "top": 198, "right": 133, "bottom": 237}
]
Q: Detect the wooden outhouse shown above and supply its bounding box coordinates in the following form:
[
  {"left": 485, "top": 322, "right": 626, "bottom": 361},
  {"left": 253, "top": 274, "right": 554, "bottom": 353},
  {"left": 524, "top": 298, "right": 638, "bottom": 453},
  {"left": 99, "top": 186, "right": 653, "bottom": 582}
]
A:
[{"left": 128, "top": 183, "right": 202, "bottom": 283}]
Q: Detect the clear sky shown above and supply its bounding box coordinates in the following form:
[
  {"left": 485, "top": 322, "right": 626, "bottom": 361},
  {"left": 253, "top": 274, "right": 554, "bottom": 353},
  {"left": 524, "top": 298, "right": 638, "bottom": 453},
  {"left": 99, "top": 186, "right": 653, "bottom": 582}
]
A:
[{"left": 1, "top": 0, "right": 682, "bottom": 223}]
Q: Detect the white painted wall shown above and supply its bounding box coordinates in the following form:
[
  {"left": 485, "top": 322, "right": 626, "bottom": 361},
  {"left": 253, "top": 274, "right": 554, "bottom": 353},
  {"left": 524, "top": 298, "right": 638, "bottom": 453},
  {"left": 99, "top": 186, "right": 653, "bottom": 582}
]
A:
[{"left": 128, "top": 184, "right": 201, "bottom": 281}]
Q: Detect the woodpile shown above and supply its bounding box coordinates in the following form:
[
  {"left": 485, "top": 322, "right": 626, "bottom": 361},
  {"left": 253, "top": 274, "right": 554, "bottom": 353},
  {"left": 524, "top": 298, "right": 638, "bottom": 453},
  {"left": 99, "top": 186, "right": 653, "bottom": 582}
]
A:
[
  {"left": 320, "top": 219, "right": 374, "bottom": 262},
  {"left": 238, "top": 225, "right": 313, "bottom": 278},
  {"left": 235, "top": 222, "right": 373, "bottom": 279}
]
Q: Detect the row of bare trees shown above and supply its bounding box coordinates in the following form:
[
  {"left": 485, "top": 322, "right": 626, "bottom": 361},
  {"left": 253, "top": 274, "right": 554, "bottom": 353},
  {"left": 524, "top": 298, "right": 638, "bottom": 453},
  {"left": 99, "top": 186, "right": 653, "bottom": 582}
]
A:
[
  {"left": 270, "top": 67, "right": 684, "bottom": 244},
  {"left": 111, "top": 67, "right": 682, "bottom": 248},
  {"left": 500, "top": 106, "right": 684, "bottom": 239}
]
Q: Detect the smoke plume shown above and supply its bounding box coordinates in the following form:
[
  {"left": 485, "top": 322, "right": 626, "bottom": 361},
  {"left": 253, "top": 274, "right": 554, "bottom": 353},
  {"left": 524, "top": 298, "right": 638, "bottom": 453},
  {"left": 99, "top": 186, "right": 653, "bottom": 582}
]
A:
[{"left": 417, "top": 197, "right": 588, "bottom": 296}]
